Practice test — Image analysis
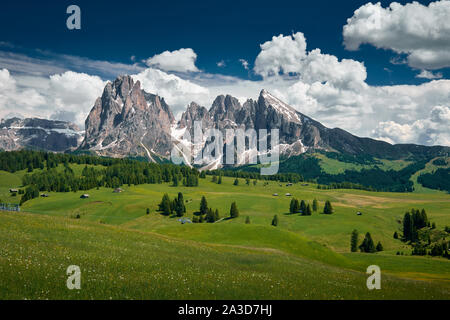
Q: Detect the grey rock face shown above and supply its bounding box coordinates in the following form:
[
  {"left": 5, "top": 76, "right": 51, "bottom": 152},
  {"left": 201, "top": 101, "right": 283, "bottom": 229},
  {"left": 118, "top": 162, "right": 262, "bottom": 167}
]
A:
[
  {"left": 0, "top": 117, "right": 82, "bottom": 152},
  {"left": 79, "top": 75, "right": 175, "bottom": 159},
  {"left": 176, "top": 89, "right": 323, "bottom": 158}
]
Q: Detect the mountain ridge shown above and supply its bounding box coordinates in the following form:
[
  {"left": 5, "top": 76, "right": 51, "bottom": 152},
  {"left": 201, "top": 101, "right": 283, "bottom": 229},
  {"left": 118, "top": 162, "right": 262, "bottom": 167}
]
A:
[{"left": 1, "top": 74, "right": 448, "bottom": 164}]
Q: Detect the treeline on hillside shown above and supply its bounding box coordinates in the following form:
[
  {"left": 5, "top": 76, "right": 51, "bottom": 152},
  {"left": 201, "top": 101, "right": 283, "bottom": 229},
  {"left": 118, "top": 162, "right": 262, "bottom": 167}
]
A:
[
  {"left": 0, "top": 150, "right": 201, "bottom": 204},
  {"left": 207, "top": 169, "right": 304, "bottom": 183},
  {"left": 275, "top": 155, "right": 427, "bottom": 192},
  {"left": 0, "top": 150, "right": 122, "bottom": 172},
  {"left": 318, "top": 150, "right": 379, "bottom": 165},
  {"left": 22, "top": 161, "right": 199, "bottom": 192},
  {"left": 316, "top": 161, "right": 427, "bottom": 192},
  {"left": 417, "top": 168, "right": 450, "bottom": 193}
]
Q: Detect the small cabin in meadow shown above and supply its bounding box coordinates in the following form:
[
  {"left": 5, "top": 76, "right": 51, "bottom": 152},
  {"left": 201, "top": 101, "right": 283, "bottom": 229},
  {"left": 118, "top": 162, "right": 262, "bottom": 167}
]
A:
[
  {"left": 357, "top": 211, "right": 362, "bottom": 216},
  {"left": 9, "top": 189, "right": 18, "bottom": 193},
  {"left": 285, "top": 193, "right": 292, "bottom": 197},
  {"left": 113, "top": 188, "right": 123, "bottom": 193},
  {"left": 273, "top": 193, "right": 279, "bottom": 196},
  {"left": 41, "top": 193, "right": 49, "bottom": 198},
  {"left": 80, "top": 194, "right": 90, "bottom": 199}
]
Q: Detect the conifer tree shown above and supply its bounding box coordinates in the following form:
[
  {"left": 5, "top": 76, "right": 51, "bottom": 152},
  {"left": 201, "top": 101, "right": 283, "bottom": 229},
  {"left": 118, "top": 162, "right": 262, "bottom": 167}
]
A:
[
  {"left": 289, "top": 198, "right": 296, "bottom": 214},
  {"left": 312, "top": 199, "right": 318, "bottom": 212},
  {"left": 200, "top": 196, "right": 208, "bottom": 215},
  {"left": 175, "top": 192, "right": 186, "bottom": 217},
  {"left": 233, "top": 178, "right": 239, "bottom": 186},
  {"left": 206, "top": 208, "right": 215, "bottom": 223},
  {"left": 359, "top": 232, "right": 376, "bottom": 253},
  {"left": 376, "top": 241, "right": 383, "bottom": 252},
  {"left": 159, "top": 193, "right": 172, "bottom": 216},
  {"left": 403, "top": 212, "right": 412, "bottom": 241},
  {"left": 245, "top": 216, "right": 250, "bottom": 224},
  {"left": 351, "top": 229, "right": 359, "bottom": 252},
  {"left": 306, "top": 204, "right": 312, "bottom": 216},
  {"left": 272, "top": 215, "right": 278, "bottom": 226},
  {"left": 300, "top": 200, "right": 306, "bottom": 214},
  {"left": 323, "top": 200, "right": 333, "bottom": 214},
  {"left": 230, "top": 201, "right": 239, "bottom": 218}
]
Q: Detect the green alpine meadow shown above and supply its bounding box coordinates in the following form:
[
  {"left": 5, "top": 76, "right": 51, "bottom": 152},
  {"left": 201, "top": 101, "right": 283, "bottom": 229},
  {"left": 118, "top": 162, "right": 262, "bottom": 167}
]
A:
[{"left": 0, "top": 150, "right": 448, "bottom": 299}]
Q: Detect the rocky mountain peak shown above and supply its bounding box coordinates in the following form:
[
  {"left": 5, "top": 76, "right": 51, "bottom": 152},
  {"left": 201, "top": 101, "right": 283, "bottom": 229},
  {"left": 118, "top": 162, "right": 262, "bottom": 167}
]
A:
[
  {"left": 209, "top": 94, "right": 242, "bottom": 122},
  {"left": 79, "top": 75, "right": 175, "bottom": 159},
  {"left": 179, "top": 102, "right": 211, "bottom": 130},
  {"left": 0, "top": 117, "right": 82, "bottom": 152}
]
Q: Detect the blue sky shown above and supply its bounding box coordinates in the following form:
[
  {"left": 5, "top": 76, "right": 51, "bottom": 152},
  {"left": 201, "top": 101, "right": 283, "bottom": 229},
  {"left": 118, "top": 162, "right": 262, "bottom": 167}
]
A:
[
  {"left": 0, "top": 0, "right": 449, "bottom": 146},
  {"left": 0, "top": 0, "right": 444, "bottom": 84}
]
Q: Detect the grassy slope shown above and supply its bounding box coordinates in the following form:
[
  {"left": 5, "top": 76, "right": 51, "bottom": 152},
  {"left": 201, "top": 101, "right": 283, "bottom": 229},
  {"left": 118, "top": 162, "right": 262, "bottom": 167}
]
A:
[
  {"left": 0, "top": 211, "right": 448, "bottom": 300},
  {"left": 410, "top": 157, "right": 450, "bottom": 194},
  {"left": 1, "top": 167, "right": 449, "bottom": 299},
  {"left": 315, "top": 153, "right": 411, "bottom": 174},
  {"left": 21, "top": 176, "right": 450, "bottom": 253}
]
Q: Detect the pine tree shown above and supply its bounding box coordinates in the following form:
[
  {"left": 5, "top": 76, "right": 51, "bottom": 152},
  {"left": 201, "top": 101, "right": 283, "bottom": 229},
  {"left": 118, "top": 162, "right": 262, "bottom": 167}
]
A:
[
  {"left": 289, "top": 198, "right": 296, "bottom": 214},
  {"left": 175, "top": 192, "right": 186, "bottom": 217},
  {"left": 172, "top": 175, "right": 179, "bottom": 187},
  {"left": 376, "top": 241, "right": 383, "bottom": 252},
  {"left": 403, "top": 212, "right": 412, "bottom": 241},
  {"left": 146, "top": 208, "right": 150, "bottom": 215},
  {"left": 306, "top": 204, "right": 312, "bottom": 216},
  {"left": 293, "top": 199, "right": 300, "bottom": 213},
  {"left": 393, "top": 231, "right": 398, "bottom": 239},
  {"left": 323, "top": 200, "right": 333, "bottom": 214},
  {"left": 230, "top": 202, "right": 239, "bottom": 218},
  {"left": 359, "top": 232, "right": 376, "bottom": 253},
  {"left": 218, "top": 175, "right": 222, "bottom": 184},
  {"left": 233, "top": 178, "right": 239, "bottom": 186},
  {"left": 312, "top": 199, "right": 318, "bottom": 212},
  {"left": 158, "top": 193, "right": 172, "bottom": 216},
  {"left": 272, "top": 215, "right": 278, "bottom": 226},
  {"left": 206, "top": 208, "right": 215, "bottom": 223},
  {"left": 200, "top": 196, "right": 208, "bottom": 215},
  {"left": 351, "top": 229, "right": 359, "bottom": 252},
  {"left": 245, "top": 216, "right": 250, "bottom": 224},
  {"left": 300, "top": 200, "right": 306, "bottom": 215}
]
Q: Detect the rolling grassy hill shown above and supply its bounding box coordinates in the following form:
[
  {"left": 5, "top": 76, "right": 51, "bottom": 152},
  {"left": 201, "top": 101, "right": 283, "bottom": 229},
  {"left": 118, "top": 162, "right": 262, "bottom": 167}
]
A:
[
  {"left": 0, "top": 153, "right": 449, "bottom": 300},
  {"left": 1, "top": 210, "right": 449, "bottom": 299}
]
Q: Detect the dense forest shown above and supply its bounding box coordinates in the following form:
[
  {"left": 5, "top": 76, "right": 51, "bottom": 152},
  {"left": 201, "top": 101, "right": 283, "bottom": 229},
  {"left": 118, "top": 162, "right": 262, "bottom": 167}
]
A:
[{"left": 418, "top": 168, "right": 450, "bottom": 193}]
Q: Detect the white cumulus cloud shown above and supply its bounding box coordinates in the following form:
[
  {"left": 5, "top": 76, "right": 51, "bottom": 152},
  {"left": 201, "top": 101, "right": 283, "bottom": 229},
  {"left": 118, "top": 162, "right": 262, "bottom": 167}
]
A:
[
  {"left": 373, "top": 105, "right": 450, "bottom": 146},
  {"left": 145, "top": 48, "right": 200, "bottom": 73},
  {"left": 343, "top": 1, "right": 450, "bottom": 70},
  {"left": 0, "top": 69, "right": 105, "bottom": 127}
]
